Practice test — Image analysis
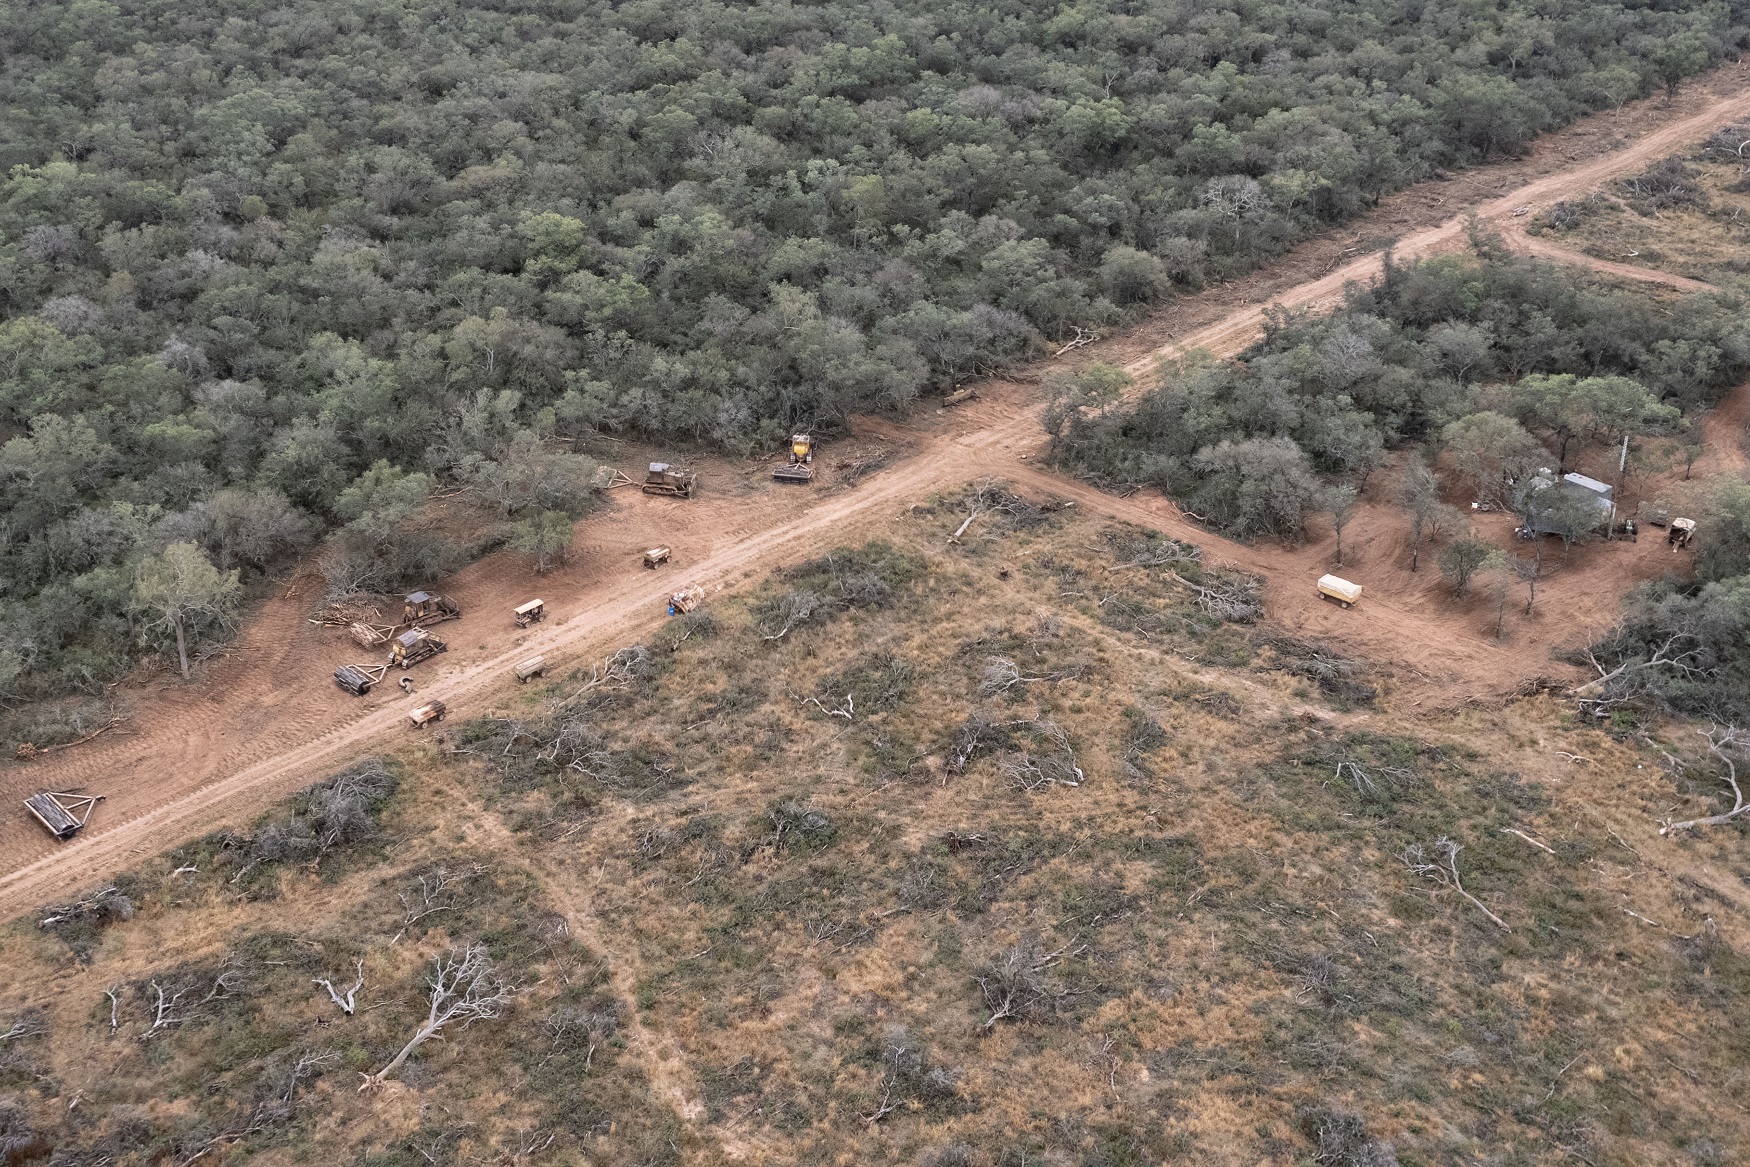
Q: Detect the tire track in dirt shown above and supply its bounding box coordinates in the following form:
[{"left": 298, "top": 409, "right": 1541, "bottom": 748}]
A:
[
  {"left": 1696, "top": 380, "right": 1750, "bottom": 478},
  {"left": 1507, "top": 234, "right": 1722, "bottom": 292},
  {"left": 5, "top": 79, "right": 1750, "bottom": 919}
]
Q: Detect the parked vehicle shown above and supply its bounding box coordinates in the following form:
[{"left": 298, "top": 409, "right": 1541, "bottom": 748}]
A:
[
  {"left": 389, "top": 627, "right": 447, "bottom": 669},
  {"left": 408, "top": 700, "right": 447, "bottom": 729},
  {"left": 1316, "top": 574, "right": 1363, "bottom": 609},
  {"left": 642, "top": 463, "right": 697, "bottom": 498}
]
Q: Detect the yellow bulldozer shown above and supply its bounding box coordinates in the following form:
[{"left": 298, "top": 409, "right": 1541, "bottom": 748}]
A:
[
  {"left": 390, "top": 627, "right": 448, "bottom": 669},
  {"left": 403, "top": 590, "right": 461, "bottom": 626},
  {"left": 642, "top": 462, "right": 697, "bottom": 498},
  {"left": 773, "top": 433, "right": 815, "bottom": 484}
]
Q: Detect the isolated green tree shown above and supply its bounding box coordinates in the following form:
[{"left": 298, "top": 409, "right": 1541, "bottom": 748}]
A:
[
  {"left": 1324, "top": 482, "right": 1360, "bottom": 567},
  {"left": 1440, "top": 538, "right": 1496, "bottom": 597},
  {"left": 1399, "top": 461, "right": 1440, "bottom": 573},
  {"left": 131, "top": 542, "right": 242, "bottom": 679},
  {"left": 1441, "top": 412, "right": 1546, "bottom": 506},
  {"left": 511, "top": 510, "right": 575, "bottom": 574}
]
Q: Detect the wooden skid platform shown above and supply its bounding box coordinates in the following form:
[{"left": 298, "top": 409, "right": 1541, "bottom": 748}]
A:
[{"left": 24, "top": 792, "right": 105, "bottom": 840}]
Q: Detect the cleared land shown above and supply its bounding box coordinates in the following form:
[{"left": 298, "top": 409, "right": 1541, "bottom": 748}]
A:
[
  {"left": 3, "top": 502, "right": 1748, "bottom": 1166},
  {"left": 4, "top": 73, "right": 1750, "bottom": 918}
]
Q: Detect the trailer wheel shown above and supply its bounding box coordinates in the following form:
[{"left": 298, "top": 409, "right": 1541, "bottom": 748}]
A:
[{"left": 437, "top": 712, "right": 446, "bottom": 721}]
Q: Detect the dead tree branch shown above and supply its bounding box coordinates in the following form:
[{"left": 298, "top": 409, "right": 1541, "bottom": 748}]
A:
[
  {"left": 975, "top": 936, "right": 1078, "bottom": 1028},
  {"left": 862, "top": 1042, "right": 910, "bottom": 1124},
  {"left": 392, "top": 865, "right": 478, "bottom": 943},
  {"left": 759, "top": 590, "right": 823, "bottom": 641},
  {"left": 143, "top": 980, "right": 189, "bottom": 1037},
  {"left": 314, "top": 959, "right": 366, "bottom": 1015},
  {"left": 360, "top": 944, "right": 511, "bottom": 1090},
  {"left": 570, "top": 644, "right": 655, "bottom": 696},
  {"left": 978, "top": 656, "right": 1055, "bottom": 698},
  {"left": 792, "top": 691, "right": 854, "bottom": 720},
  {"left": 1661, "top": 727, "right": 1748, "bottom": 835},
  {"left": 200, "top": 952, "right": 249, "bottom": 1005},
  {"left": 1402, "top": 837, "right": 1510, "bottom": 931},
  {"left": 1162, "top": 570, "right": 1262, "bottom": 622}
]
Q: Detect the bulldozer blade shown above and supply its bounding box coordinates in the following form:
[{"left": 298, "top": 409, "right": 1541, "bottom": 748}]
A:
[{"left": 772, "top": 465, "right": 814, "bottom": 484}]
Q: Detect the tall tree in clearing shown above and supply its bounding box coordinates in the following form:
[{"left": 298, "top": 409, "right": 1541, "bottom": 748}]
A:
[{"left": 130, "top": 542, "right": 241, "bottom": 679}]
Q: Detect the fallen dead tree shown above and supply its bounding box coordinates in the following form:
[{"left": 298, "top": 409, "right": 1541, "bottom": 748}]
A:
[
  {"left": 947, "top": 480, "right": 1055, "bottom": 543},
  {"left": 1164, "top": 571, "right": 1262, "bottom": 623},
  {"left": 571, "top": 644, "right": 655, "bottom": 696},
  {"left": 1660, "top": 727, "right": 1748, "bottom": 835},
  {"left": 360, "top": 944, "right": 511, "bottom": 1091},
  {"left": 1402, "top": 836, "right": 1510, "bottom": 931},
  {"left": 996, "top": 719, "right": 1084, "bottom": 791},
  {"left": 975, "top": 935, "right": 1080, "bottom": 1028}
]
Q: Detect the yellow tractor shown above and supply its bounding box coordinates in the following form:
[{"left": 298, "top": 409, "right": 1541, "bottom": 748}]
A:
[
  {"left": 773, "top": 433, "right": 815, "bottom": 484},
  {"left": 403, "top": 591, "right": 461, "bottom": 626},
  {"left": 389, "top": 627, "right": 448, "bottom": 670},
  {"left": 642, "top": 463, "right": 697, "bottom": 498}
]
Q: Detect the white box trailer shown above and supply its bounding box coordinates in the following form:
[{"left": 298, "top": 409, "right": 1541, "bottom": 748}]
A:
[{"left": 1317, "top": 574, "right": 1363, "bottom": 608}]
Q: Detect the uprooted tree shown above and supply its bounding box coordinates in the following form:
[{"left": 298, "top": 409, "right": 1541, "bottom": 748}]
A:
[
  {"left": 1660, "top": 727, "right": 1749, "bottom": 835},
  {"left": 360, "top": 944, "right": 512, "bottom": 1090}
]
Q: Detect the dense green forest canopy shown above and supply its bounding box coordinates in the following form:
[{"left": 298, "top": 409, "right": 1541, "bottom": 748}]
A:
[
  {"left": 1048, "top": 244, "right": 1750, "bottom": 533},
  {"left": 1, "top": 0, "right": 1746, "bottom": 696}
]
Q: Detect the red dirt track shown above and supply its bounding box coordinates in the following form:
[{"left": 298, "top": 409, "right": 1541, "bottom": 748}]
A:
[{"left": 5, "top": 74, "right": 1750, "bottom": 919}]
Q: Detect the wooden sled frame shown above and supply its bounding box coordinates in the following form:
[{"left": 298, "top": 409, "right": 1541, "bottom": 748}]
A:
[{"left": 25, "top": 791, "right": 106, "bottom": 840}]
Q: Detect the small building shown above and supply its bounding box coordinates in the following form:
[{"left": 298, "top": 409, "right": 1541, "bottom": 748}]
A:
[{"left": 1521, "top": 471, "right": 1612, "bottom": 537}]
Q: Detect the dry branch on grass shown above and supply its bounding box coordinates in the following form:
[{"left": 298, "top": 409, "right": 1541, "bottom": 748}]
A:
[
  {"left": 1660, "top": 727, "right": 1749, "bottom": 835},
  {"left": 143, "top": 981, "right": 188, "bottom": 1037},
  {"left": 200, "top": 952, "right": 250, "bottom": 1004},
  {"left": 0, "top": 1011, "right": 44, "bottom": 1045},
  {"left": 974, "top": 936, "right": 1080, "bottom": 1028},
  {"left": 1331, "top": 760, "right": 1416, "bottom": 800},
  {"left": 791, "top": 690, "right": 854, "bottom": 720},
  {"left": 360, "top": 944, "right": 511, "bottom": 1090},
  {"left": 1402, "top": 837, "right": 1510, "bottom": 931},
  {"left": 314, "top": 960, "right": 365, "bottom": 1015},
  {"left": 1162, "top": 570, "right": 1262, "bottom": 622},
  {"left": 996, "top": 719, "right": 1084, "bottom": 791},
  {"left": 571, "top": 644, "right": 655, "bottom": 695}
]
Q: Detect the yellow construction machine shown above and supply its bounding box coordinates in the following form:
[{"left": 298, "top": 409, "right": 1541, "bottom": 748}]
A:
[
  {"left": 642, "top": 463, "right": 697, "bottom": 498},
  {"left": 773, "top": 433, "right": 815, "bottom": 484}
]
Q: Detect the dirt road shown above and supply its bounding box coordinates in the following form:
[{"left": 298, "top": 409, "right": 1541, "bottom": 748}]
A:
[{"left": 5, "top": 76, "right": 1749, "bottom": 919}]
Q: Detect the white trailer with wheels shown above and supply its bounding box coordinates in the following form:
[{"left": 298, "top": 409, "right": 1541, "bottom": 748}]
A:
[{"left": 1316, "top": 574, "right": 1363, "bottom": 609}]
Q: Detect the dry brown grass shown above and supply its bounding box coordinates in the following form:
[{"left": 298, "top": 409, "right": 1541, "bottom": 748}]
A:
[
  {"left": 4, "top": 488, "right": 1750, "bottom": 1167},
  {"left": 1529, "top": 128, "right": 1750, "bottom": 285}
]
